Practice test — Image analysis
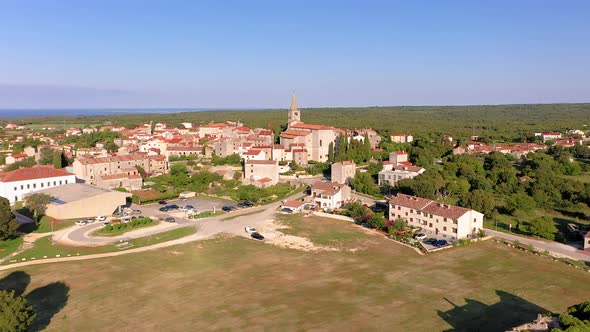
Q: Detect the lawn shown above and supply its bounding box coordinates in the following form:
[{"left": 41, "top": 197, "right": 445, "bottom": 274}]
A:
[
  {"left": 33, "top": 216, "right": 79, "bottom": 233},
  {"left": 0, "top": 238, "right": 24, "bottom": 260},
  {"left": 94, "top": 218, "right": 158, "bottom": 236},
  {"left": 5, "top": 227, "right": 197, "bottom": 264},
  {"left": 1, "top": 217, "right": 590, "bottom": 331}
]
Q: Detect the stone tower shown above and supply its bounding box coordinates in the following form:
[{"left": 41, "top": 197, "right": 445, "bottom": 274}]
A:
[{"left": 288, "top": 94, "right": 301, "bottom": 128}]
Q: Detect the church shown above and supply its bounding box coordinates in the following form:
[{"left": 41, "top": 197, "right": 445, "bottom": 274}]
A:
[{"left": 279, "top": 95, "right": 338, "bottom": 163}]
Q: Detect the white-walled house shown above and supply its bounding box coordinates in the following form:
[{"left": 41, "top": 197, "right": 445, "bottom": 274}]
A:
[
  {"left": 310, "top": 181, "right": 352, "bottom": 211},
  {"left": 0, "top": 166, "right": 77, "bottom": 204},
  {"left": 389, "top": 194, "right": 483, "bottom": 240}
]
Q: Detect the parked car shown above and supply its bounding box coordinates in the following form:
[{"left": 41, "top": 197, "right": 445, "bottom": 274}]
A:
[
  {"left": 122, "top": 217, "right": 131, "bottom": 223},
  {"left": 237, "top": 201, "right": 254, "bottom": 208},
  {"left": 434, "top": 240, "right": 449, "bottom": 247},
  {"left": 423, "top": 238, "right": 437, "bottom": 245},
  {"left": 250, "top": 232, "right": 264, "bottom": 240},
  {"left": 95, "top": 216, "right": 106, "bottom": 222},
  {"left": 164, "top": 217, "right": 176, "bottom": 223},
  {"left": 222, "top": 206, "right": 237, "bottom": 212},
  {"left": 280, "top": 208, "right": 293, "bottom": 213},
  {"left": 244, "top": 226, "right": 256, "bottom": 233},
  {"left": 168, "top": 204, "right": 179, "bottom": 210},
  {"left": 414, "top": 233, "right": 426, "bottom": 240},
  {"left": 159, "top": 206, "right": 170, "bottom": 212},
  {"left": 185, "top": 205, "right": 194, "bottom": 210},
  {"left": 85, "top": 218, "right": 95, "bottom": 224},
  {"left": 132, "top": 209, "right": 141, "bottom": 215},
  {"left": 75, "top": 220, "right": 87, "bottom": 226},
  {"left": 158, "top": 200, "right": 167, "bottom": 205},
  {"left": 179, "top": 206, "right": 188, "bottom": 211},
  {"left": 179, "top": 197, "right": 188, "bottom": 201}
]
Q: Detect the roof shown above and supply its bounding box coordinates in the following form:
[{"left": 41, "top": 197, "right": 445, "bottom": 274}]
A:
[
  {"left": 258, "top": 130, "right": 273, "bottom": 136},
  {"left": 290, "top": 123, "right": 334, "bottom": 131},
  {"left": 31, "top": 183, "right": 130, "bottom": 204},
  {"left": 280, "top": 130, "right": 311, "bottom": 138},
  {"left": 312, "top": 181, "right": 347, "bottom": 193},
  {"left": 10, "top": 153, "right": 28, "bottom": 158},
  {"left": 333, "top": 160, "right": 355, "bottom": 166},
  {"left": 393, "top": 165, "right": 424, "bottom": 173},
  {"left": 389, "top": 194, "right": 475, "bottom": 220},
  {"left": 0, "top": 166, "right": 74, "bottom": 183},
  {"left": 282, "top": 200, "right": 306, "bottom": 208},
  {"left": 100, "top": 173, "right": 142, "bottom": 180},
  {"left": 245, "top": 149, "right": 263, "bottom": 156},
  {"left": 289, "top": 94, "right": 299, "bottom": 111}
]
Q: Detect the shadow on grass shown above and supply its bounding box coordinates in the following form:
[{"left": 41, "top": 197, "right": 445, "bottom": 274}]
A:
[
  {"left": 0, "top": 271, "right": 70, "bottom": 331},
  {"left": 438, "top": 290, "right": 548, "bottom": 332}
]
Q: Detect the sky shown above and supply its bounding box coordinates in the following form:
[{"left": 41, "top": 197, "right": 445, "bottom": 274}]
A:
[{"left": 0, "top": 0, "right": 589, "bottom": 109}]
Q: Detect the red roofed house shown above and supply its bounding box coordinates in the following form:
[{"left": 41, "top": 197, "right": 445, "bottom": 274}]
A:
[
  {"left": 389, "top": 194, "right": 483, "bottom": 240},
  {"left": 243, "top": 149, "right": 266, "bottom": 161},
  {"left": 0, "top": 166, "right": 77, "bottom": 204},
  {"left": 5, "top": 153, "right": 28, "bottom": 165},
  {"left": 310, "top": 181, "right": 352, "bottom": 211},
  {"left": 281, "top": 200, "right": 306, "bottom": 213},
  {"left": 243, "top": 160, "right": 279, "bottom": 188}
]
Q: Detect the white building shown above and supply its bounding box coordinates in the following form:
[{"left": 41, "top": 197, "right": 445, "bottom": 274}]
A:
[
  {"left": 390, "top": 133, "right": 413, "bottom": 143},
  {"left": 378, "top": 165, "right": 425, "bottom": 186},
  {"left": 310, "top": 181, "right": 352, "bottom": 211},
  {"left": 0, "top": 166, "right": 77, "bottom": 204},
  {"left": 389, "top": 194, "right": 483, "bottom": 240}
]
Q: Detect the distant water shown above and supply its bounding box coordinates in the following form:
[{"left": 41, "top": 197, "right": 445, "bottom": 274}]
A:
[{"left": 0, "top": 108, "right": 263, "bottom": 119}]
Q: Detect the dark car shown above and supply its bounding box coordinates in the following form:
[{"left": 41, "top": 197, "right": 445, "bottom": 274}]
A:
[
  {"left": 423, "top": 238, "right": 437, "bottom": 245},
  {"left": 159, "top": 206, "right": 170, "bottom": 212},
  {"left": 158, "top": 200, "right": 167, "bottom": 205},
  {"left": 251, "top": 232, "right": 265, "bottom": 240},
  {"left": 167, "top": 204, "right": 179, "bottom": 210},
  {"left": 222, "top": 206, "right": 237, "bottom": 212},
  {"left": 164, "top": 217, "right": 176, "bottom": 223},
  {"left": 237, "top": 201, "right": 254, "bottom": 208},
  {"left": 434, "top": 240, "right": 448, "bottom": 247},
  {"left": 185, "top": 205, "right": 194, "bottom": 210}
]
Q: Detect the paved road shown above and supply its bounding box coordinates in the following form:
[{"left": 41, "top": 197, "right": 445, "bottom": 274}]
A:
[{"left": 485, "top": 228, "right": 590, "bottom": 261}]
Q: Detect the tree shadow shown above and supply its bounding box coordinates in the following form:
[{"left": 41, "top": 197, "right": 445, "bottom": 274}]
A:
[
  {"left": 0, "top": 271, "right": 30, "bottom": 296},
  {"left": 26, "top": 282, "right": 70, "bottom": 331},
  {"left": 437, "top": 290, "right": 549, "bottom": 332},
  {"left": 0, "top": 271, "right": 69, "bottom": 331}
]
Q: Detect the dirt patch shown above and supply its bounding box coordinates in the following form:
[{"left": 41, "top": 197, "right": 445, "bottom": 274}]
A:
[{"left": 262, "top": 219, "right": 339, "bottom": 252}]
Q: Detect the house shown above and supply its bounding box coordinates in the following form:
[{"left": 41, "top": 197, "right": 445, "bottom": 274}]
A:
[
  {"left": 390, "top": 133, "right": 413, "bottom": 143},
  {"left": 73, "top": 154, "right": 168, "bottom": 187},
  {"left": 331, "top": 160, "right": 356, "bottom": 184},
  {"left": 0, "top": 166, "right": 77, "bottom": 204},
  {"left": 310, "top": 181, "right": 352, "bottom": 211},
  {"left": 281, "top": 200, "right": 306, "bottom": 213},
  {"left": 243, "top": 149, "right": 266, "bottom": 161},
  {"left": 243, "top": 160, "right": 279, "bottom": 188},
  {"left": 378, "top": 165, "right": 425, "bottom": 186},
  {"left": 96, "top": 172, "right": 143, "bottom": 191},
  {"left": 541, "top": 132, "right": 562, "bottom": 143},
  {"left": 5, "top": 153, "right": 28, "bottom": 165},
  {"left": 389, "top": 194, "right": 483, "bottom": 240},
  {"left": 4, "top": 123, "right": 18, "bottom": 130}
]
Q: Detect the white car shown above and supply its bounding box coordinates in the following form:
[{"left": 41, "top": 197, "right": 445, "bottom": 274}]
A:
[
  {"left": 75, "top": 220, "right": 87, "bottom": 226},
  {"left": 244, "top": 226, "right": 256, "bottom": 234},
  {"left": 86, "top": 218, "right": 95, "bottom": 224},
  {"left": 96, "top": 216, "right": 106, "bottom": 222},
  {"left": 414, "top": 233, "right": 427, "bottom": 240}
]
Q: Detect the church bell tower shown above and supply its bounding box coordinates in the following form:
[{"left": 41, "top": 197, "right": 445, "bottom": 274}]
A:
[{"left": 288, "top": 94, "right": 301, "bottom": 128}]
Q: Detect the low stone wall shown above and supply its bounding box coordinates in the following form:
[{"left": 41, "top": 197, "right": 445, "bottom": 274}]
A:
[{"left": 311, "top": 212, "right": 355, "bottom": 222}]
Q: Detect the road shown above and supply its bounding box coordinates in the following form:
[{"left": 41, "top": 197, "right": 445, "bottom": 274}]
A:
[{"left": 485, "top": 228, "right": 590, "bottom": 261}]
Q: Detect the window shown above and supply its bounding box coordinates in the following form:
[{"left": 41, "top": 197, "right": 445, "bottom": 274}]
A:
[
  {"left": 59, "top": 181, "right": 62, "bottom": 185},
  {"left": 443, "top": 217, "right": 447, "bottom": 222},
  {"left": 405, "top": 212, "right": 408, "bottom": 216},
  {"left": 452, "top": 228, "right": 457, "bottom": 233},
  {"left": 473, "top": 218, "right": 476, "bottom": 223},
  {"left": 41, "top": 183, "right": 44, "bottom": 188},
  {"left": 33, "top": 184, "right": 36, "bottom": 188},
  {"left": 397, "top": 214, "right": 401, "bottom": 218},
  {"left": 410, "top": 209, "right": 414, "bottom": 213},
  {"left": 443, "top": 226, "right": 447, "bottom": 231},
  {"left": 410, "top": 218, "right": 413, "bottom": 222},
  {"left": 429, "top": 223, "right": 433, "bottom": 227},
  {"left": 21, "top": 185, "right": 23, "bottom": 190},
  {"left": 53, "top": 181, "right": 56, "bottom": 185},
  {"left": 27, "top": 184, "right": 30, "bottom": 189},
  {"left": 13, "top": 187, "right": 16, "bottom": 191},
  {"left": 453, "top": 220, "right": 458, "bottom": 225},
  {"left": 397, "top": 206, "right": 401, "bottom": 210},
  {"left": 47, "top": 182, "right": 50, "bottom": 187}
]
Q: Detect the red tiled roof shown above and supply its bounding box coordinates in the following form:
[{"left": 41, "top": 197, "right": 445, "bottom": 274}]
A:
[
  {"left": 394, "top": 165, "right": 425, "bottom": 173},
  {"left": 10, "top": 153, "right": 28, "bottom": 158},
  {"left": 258, "top": 130, "right": 273, "bottom": 136},
  {"left": 389, "top": 194, "right": 431, "bottom": 210},
  {"left": 282, "top": 200, "right": 306, "bottom": 208},
  {"left": 258, "top": 177, "right": 273, "bottom": 183},
  {"left": 422, "top": 202, "right": 471, "bottom": 220},
  {"left": 245, "top": 160, "right": 277, "bottom": 165},
  {"left": 245, "top": 149, "right": 262, "bottom": 156},
  {"left": 0, "top": 166, "right": 73, "bottom": 182},
  {"left": 291, "top": 123, "right": 334, "bottom": 130},
  {"left": 280, "top": 130, "right": 311, "bottom": 138}
]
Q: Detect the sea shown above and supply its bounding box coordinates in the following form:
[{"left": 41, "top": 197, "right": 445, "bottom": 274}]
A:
[{"left": 0, "top": 108, "right": 262, "bottom": 119}]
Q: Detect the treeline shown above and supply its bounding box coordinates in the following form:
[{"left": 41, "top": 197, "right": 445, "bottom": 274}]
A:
[{"left": 11, "top": 103, "right": 590, "bottom": 141}]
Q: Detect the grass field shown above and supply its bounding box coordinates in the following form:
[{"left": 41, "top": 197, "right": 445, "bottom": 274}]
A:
[
  {"left": 6, "top": 227, "right": 197, "bottom": 264},
  {"left": 94, "top": 220, "right": 159, "bottom": 236},
  {"left": 0, "top": 238, "right": 23, "bottom": 260},
  {"left": 1, "top": 217, "right": 589, "bottom": 331}
]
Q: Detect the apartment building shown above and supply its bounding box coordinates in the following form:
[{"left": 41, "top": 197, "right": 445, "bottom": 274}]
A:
[
  {"left": 389, "top": 194, "right": 483, "bottom": 240},
  {"left": 331, "top": 160, "right": 356, "bottom": 184},
  {"left": 310, "top": 181, "right": 352, "bottom": 211}
]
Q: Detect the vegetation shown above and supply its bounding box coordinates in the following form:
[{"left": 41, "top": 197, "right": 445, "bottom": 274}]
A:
[
  {"left": 23, "top": 193, "right": 52, "bottom": 220},
  {"left": 3, "top": 157, "right": 36, "bottom": 172},
  {"left": 552, "top": 301, "right": 590, "bottom": 331},
  {"left": 0, "top": 197, "right": 19, "bottom": 240},
  {"left": 98, "top": 217, "right": 156, "bottom": 236},
  {"left": 0, "top": 238, "right": 23, "bottom": 260},
  {"left": 210, "top": 154, "right": 241, "bottom": 166},
  {"left": 0, "top": 290, "right": 35, "bottom": 331},
  {"left": 59, "top": 130, "right": 121, "bottom": 149}
]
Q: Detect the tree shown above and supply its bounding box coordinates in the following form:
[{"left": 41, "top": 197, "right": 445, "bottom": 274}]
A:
[
  {"left": 104, "top": 141, "right": 119, "bottom": 153},
  {"left": 135, "top": 165, "right": 146, "bottom": 178},
  {"left": 38, "top": 147, "right": 54, "bottom": 165},
  {"left": 460, "top": 189, "right": 495, "bottom": 218},
  {"left": 52, "top": 151, "right": 63, "bottom": 169},
  {"left": 328, "top": 142, "right": 334, "bottom": 162},
  {"left": 0, "top": 290, "right": 35, "bottom": 331},
  {"left": 23, "top": 193, "right": 52, "bottom": 219},
  {"left": 0, "top": 197, "right": 18, "bottom": 240},
  {"left": 505, "top": 193, "right": 536, "bottom": 215},
  {"left": 525, "top": 216, "right": 557, "bottom": 240},
  {"left": 367, "top": 214, "right": 386, "bottom": 230},
  {"left": 363, "top": 133, "right": 372, "bottom": 162},
  {"left": 170, "top": 164, "right": 189, "bottom": 177},
  {"left": 350, "top": 171, "right": 380, "bottom": 196}
]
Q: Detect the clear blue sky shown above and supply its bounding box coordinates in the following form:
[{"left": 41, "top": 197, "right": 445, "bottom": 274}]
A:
[{"left": 0, "top": 0, "right": 589, "bottom": 108}]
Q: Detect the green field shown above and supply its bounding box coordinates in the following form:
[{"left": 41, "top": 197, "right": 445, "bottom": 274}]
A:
[
  {"left": 0, "top": 237, "right": 23, "bottom": 260},
  {"left": 1, "top": 217, "right": 589, "bottom": 331},
  {"left": 6, "top": 227, "right": 196, "bottom": 264}
]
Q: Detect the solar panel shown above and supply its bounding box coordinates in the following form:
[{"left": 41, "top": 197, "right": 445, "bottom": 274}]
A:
[{"left": 50, "top": 197, "right": 66, "bottom": 205}]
